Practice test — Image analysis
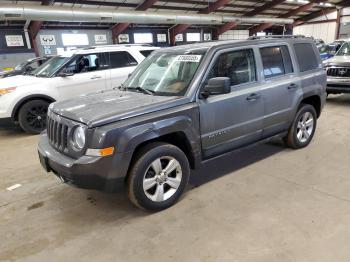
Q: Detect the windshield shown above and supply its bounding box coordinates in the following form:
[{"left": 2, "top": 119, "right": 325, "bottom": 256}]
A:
[
  {"left": 336, "top": 42, "right": 350, "bottom": 56},
  {"left": 31, "top": 56, "right": 70, "bottom": 77},
  {"left": 14, "top": 61, "right": 29, "bottom": 71},
  {"left": 122, "top": 51, "right": 205, "bottom": 96}
]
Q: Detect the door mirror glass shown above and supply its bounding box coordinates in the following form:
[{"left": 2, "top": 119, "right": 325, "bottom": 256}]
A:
[{"left": 201, "top": 77, "right": 231, "bottom": 98}]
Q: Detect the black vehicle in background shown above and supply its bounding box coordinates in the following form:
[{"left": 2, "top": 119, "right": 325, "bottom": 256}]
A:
[{"left": 0, "top": 56, "right": 53, "bottom": 79}]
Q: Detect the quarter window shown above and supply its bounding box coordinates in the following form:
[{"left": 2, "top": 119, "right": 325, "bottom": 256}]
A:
[
  {"left": 109, "top": 52, "right": 138, "bottom": 69},
  {"left": 294, "top": 43, "right": 319, "bottom": 72},
  {"left": 140, "top": 50, "right": 155, "bottom": 58},
  {"left": 208, "top": 49, "right": 256, "bottom": 86}
]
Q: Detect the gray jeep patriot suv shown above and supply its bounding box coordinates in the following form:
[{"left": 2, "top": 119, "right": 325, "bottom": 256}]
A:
[{"left": 38, "top": 36, "right": 326, "bottom": 211}]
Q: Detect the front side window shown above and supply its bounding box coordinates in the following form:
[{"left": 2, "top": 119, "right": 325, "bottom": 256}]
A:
[
  {"left": 109, "top": 52, "right": 138, "bottom": 69},
  {"left": 208, "top": 49, "right": 256, "bottom": 86},
  {"left": 123, "top": 51, "right": 205, "bottom": 96},
  {"left": 63, "top": 53, "right": 108, "bottom": 74}
]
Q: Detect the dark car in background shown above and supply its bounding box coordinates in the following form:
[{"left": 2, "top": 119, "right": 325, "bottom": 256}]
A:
[{"left": 0, "top": 56, "right": 53, "bottom": 79}]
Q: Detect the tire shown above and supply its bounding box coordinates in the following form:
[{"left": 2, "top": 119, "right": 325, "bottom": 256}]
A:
[
  {"left": 284, "top": 103, "right": 317, "bottom": 149},
  {"left": 127, "top": 142, "right": 190, "bottom": 211},
  {"left": 18, "top": 99, "right": 49, "bottom": 134}
]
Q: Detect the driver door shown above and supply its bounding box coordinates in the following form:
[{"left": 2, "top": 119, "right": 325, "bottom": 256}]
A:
[
  {"left": 199, "top": 48, "right": 264, "bottom": 159},
  {"left": 55, "top": 53, "right": 108, "bottom": 100}
]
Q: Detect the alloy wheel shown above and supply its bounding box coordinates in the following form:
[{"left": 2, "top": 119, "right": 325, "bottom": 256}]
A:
[
  {"left": 143, "top": 156, "right": 182, "bottom": 202},
  {"left": 296, "top": 111, "right": 314, "bottom": 143}
]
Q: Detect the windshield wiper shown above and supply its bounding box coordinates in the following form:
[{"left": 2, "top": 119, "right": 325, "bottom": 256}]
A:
[{"left": 126, "top": 86, "right": 155, "bottom": 95}]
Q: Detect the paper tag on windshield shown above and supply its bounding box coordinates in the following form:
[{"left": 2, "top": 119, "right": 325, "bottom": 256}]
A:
[{"left": 176, "top": 55, "right": 202, "bottom": 63}]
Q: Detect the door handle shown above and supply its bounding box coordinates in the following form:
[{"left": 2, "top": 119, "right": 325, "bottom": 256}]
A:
[
  {"left": 287, "top": 83, "right": 298, "bottom": 90},
  {"left": 246, "top": 93, "right": 261, "bottom": 101},
  {"left": 90, "top": 75, "right": 102, "bottom": 80}
]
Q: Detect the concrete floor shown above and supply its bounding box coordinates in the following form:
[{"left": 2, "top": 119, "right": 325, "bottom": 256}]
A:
[{"left": 1, "top": 95, "right": 350, "bottom": 262}]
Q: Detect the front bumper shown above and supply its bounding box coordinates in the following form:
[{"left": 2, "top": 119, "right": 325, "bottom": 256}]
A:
[
  {"left": 327, "top": 77, "right": 350, "bottom": 93},
  {"left": 38, "top": 132, "right": 131, "bottom": 192}
]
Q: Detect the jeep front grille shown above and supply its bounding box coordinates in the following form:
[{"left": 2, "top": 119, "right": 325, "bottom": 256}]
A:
[
  {"left": 47, "top": 113, "right": 70, "bottom": 152},
  {"left": 327, "top": 67, "right": 350, "bottom": 77}
]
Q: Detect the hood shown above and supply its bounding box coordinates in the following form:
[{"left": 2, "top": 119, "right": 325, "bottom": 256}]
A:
[
  {"left": 51, "top": 89, "right": 186, "bottom": 127},
  {"left": 0, "top": 70, "right": 22, "bottom": 78},
  {"left": 324, "top": 55, "right": 350, "bottom": 66},
  {"left": 0, "top": 75, "right": 42, "bottom": 87}
]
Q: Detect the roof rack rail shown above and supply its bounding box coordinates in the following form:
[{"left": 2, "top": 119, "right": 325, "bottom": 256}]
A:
[
  {"left": 248, "top": 35, "right": 306, "bottom": 40},
  {"left": 86, "top": 44, "right": 153, "bottom": 49}
]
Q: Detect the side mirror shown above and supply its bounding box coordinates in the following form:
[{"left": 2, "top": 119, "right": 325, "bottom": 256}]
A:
[
  {"left": 201, "top": 77, "right": 231, "bottom": 98},
  {"left": 58, "top": 69, "right": 74, "bottom": 77}
]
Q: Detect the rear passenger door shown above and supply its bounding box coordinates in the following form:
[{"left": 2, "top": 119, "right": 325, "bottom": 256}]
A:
[
  {"left": 107, "top": 51, "right": 138, "bottom": 89},
  {"left": 258, "top": 44, "right": 301, "bottom": 138},
  {"left": 199, "top": 48, "right": 264, "bottom": 159}
]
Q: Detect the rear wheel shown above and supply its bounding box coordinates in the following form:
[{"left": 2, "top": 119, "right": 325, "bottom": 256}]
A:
[
  {"left": 18, "top": 100, "right": 49, "bottom": 134},
  {"left": 285, "top": 104, "right": 317, "bottom": 149},
  {"left": 127, "top": 142, "right": 190, "bottom": 211}
]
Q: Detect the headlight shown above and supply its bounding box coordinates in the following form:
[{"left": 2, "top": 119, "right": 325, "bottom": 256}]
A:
[
  {"left": 72, "top": 126, "right": 86, "bottom": 150},
  {"left": 0, "top": 87, "right": 16, "bottom": 96}
]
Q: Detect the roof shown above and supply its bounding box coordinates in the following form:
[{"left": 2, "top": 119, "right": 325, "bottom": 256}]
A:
[
  {"left": 58, "top": 44, "right": 158, "bottom": 56},
  {"left": 151, "top": 36, "right": 315, "bottom": 56}
]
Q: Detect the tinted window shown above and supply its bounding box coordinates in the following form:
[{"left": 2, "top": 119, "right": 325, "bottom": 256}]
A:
[
  {"left": 260, "top": 46, "right": 285, "bottom": 78},
  {"left": 208, "top": 49, "right": 256, "bottom": 86},
  {"left": 294, "top": 43, "right": 319, "bottom": 72},
  {"left": 140, "top": 50, "right": 155, "bottom": 58},
  {"left": 109, "top": 52, "right": 138, "bottom": 69}
]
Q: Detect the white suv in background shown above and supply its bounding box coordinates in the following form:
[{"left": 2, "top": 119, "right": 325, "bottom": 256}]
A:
[{"left": 0, "top": 44, "right": 158, "bottom": 134}]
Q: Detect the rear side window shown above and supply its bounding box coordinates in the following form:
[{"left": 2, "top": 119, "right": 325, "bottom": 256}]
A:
[
  {"left": 294, "top": 43, "right": 319, "bottom": 72},
  {"left": 140, "top": 50, "right": 155, "bottom": 58},
  {"left": 109, "top": 52, "right": 138, "bottom": 69},
  {"left": 260, "top": 46, "right": 293, "bottom": 78}
]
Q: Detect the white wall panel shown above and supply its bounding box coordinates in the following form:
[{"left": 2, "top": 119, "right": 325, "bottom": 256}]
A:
[
  {"left": 293, "top": 22, "right": 336, "bottom": 43},
  {"left": 219, "top": 30, "right": 249, "bottom": 40}
]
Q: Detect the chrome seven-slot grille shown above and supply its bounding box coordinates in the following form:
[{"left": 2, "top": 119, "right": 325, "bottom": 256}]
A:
[
  {"left": 327, "top": 67, "right": 350, "bottom": 78},
  {"left": 47, "top": 112, "right": 70, "bottom": 152}
]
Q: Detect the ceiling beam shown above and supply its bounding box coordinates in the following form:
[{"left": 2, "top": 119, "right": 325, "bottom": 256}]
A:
[
  {"left": 290, "top": 0, "right": 350, "bottom": 27},
  {"left": 111, "top": 0, "right": 158, "bottom": 43},
  {"left": 169, "top": 0, "right": 231, "bottom": 45},
  {"left": 214, "top": 0, "right": 286, "bottom": 37},
  {"left": 291, "top": 7, "right": 336, "bottom": 27},
  {"left": 249, "top": 0, "right": 322, "bottom": 35}
]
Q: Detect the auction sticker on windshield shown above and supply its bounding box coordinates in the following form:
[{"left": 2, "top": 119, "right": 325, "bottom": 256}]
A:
[{"left": 176, "top": 55, "right": 202, "bottom": 63}]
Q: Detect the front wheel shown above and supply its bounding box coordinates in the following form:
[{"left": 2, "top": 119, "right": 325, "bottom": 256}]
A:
[
  {"left": 127, "top": 142, "right": 190, "bottom": 211},
  {"left": 18, "top": 99, "right": 49, "bottom": 134},
  {"left": 284, "top": 104, "right": 317, "bottom": 149}
]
